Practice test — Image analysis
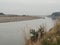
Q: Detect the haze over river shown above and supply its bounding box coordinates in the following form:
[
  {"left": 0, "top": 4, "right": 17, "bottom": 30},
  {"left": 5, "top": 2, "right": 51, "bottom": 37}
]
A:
[{"left": 0, "top": 17, "right": 54, "bottom": 45}]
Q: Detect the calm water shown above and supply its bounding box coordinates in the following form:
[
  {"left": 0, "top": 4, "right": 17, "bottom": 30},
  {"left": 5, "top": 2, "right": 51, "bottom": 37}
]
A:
[{"left": 0, "top": 17, "right": 54, "bottom": 45}]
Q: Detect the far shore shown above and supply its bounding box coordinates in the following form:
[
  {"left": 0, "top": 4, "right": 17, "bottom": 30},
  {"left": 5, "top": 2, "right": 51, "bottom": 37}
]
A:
[{"left": 0, "top": 15, "right": 40, "bottom": 23}]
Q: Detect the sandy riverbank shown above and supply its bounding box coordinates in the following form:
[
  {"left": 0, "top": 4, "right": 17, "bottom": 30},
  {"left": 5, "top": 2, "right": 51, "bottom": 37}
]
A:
[{"left": 0, "top": 15, "right": 40, "bottom": 23}]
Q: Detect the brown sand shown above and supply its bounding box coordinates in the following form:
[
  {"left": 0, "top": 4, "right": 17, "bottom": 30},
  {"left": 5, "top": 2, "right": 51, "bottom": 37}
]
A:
[{"left": 0, "top": 15, "right": 40, "bottom": 23}]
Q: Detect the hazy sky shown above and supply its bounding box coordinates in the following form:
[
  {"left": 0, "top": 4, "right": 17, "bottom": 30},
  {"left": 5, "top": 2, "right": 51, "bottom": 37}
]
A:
[{"left": 0, "top": 0, "right": 60, "bottom": 15}]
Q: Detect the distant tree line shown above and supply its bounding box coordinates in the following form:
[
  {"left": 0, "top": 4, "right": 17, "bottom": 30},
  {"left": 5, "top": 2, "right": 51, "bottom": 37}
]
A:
[
  {"left": 51, "top": 12, "right": 60, "bottom": 16},
  {"left": 0, "top": 13, "right": 5, "bottom": 15}
]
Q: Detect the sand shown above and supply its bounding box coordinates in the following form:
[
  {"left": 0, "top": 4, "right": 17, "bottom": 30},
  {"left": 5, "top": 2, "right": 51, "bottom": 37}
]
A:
[{"left": 0, "top": 15, "right": 40, "bottom": 23}]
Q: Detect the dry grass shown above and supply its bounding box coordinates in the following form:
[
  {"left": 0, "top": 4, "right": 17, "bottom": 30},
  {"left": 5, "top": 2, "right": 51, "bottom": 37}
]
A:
[
  {"left": 42, "top": 21, "right": 60, "bottom": 45},
  {"left": 24, "top": 26, "right": 45, "bottom": 45},
  {"left": 25, "top": 35, "right": 42, "bottom": 45},
  {"left": 24, "top": 21, "right": 60, "bottom": 45}
]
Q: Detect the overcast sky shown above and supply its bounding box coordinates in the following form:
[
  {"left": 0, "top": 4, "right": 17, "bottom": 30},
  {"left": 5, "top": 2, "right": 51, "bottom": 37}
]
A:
[{"left": 0, "top": 0, "right": 60, "bottom": 15}]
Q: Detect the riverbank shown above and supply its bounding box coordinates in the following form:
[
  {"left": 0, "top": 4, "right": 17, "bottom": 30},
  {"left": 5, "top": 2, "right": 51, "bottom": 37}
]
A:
[{"left": 0, "top": 15, "right": 40, "bottom": 23}]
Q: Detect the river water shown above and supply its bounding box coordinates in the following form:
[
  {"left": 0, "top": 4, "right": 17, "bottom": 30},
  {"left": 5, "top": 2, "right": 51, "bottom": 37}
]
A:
[{"left": 0, "top": 17, "right": 55, "bottom": 45}]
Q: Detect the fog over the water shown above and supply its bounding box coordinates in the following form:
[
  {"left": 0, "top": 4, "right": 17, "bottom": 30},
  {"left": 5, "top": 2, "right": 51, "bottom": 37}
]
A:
[{"left": 0, "top": 0, "right": 60, "bottom": 15}]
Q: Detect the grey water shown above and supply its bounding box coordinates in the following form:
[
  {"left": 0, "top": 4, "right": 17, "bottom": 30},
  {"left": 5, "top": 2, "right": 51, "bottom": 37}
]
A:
[{"left": 0, "top": 17, "right": 54, "bottom": 45}]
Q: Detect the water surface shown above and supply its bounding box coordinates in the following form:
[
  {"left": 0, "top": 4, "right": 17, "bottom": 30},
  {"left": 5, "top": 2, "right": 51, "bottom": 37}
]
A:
[{"left": 0, "top": 17, "right": 54, "bottom": 45}]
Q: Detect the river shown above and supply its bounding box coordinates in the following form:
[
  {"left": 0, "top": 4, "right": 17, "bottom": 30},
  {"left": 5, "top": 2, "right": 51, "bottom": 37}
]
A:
[{"left": 0, "top": 17, "right": 55, "bottom": 45}]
